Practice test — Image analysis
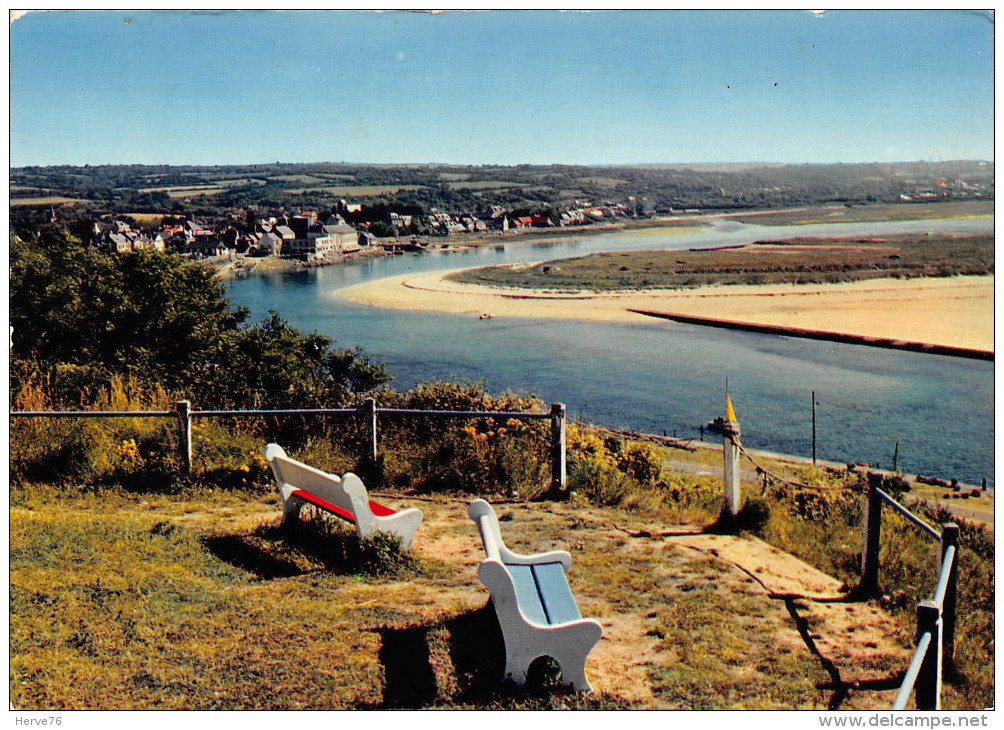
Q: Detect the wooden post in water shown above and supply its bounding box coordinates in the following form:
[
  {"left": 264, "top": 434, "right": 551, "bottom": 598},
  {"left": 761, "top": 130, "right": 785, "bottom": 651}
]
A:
[
  {"left": 859, "top": 472, "right": 884, "bottom": 597},
  {"left": 364, "top": 397, "right": 378, "bottom": 463},
  {"left": 939, "top": 523, "right": 959, "bottom": 670},
  {"left": 550, "top": 402, "right": 567, "bottom": 496},
  {"left": 173, "top": 400, "right": 192, "bottom": 473},
  {"left": 722, "top": 396, "right": 741, "bottom": 516},
  {"left": 915, "top": 601, "right": 943, "bottom": 710}
]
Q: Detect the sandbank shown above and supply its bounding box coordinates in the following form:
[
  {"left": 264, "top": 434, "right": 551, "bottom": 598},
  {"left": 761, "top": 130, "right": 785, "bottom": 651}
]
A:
[{"left": 337, "top": 270, "right": 994, "bottom": 353}]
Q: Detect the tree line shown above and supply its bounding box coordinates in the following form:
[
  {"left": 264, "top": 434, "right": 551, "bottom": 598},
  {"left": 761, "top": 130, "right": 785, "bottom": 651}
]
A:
[
  {"left": 10, "top": 225, "right": 391, "bottom": 409},
  {"left": 10, "top": 160, "right": 993, "bottom": 236}
]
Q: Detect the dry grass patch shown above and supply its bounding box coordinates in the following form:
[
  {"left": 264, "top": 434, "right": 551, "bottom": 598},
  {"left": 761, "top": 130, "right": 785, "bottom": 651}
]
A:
[{"left": 10, "top": 485, "right": 927, "bottom": 710}]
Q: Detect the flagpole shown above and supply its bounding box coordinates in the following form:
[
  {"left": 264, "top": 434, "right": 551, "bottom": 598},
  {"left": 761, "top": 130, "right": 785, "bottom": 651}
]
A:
[{"left": 811, "top": 390, "right": 816, "bottom": 466}]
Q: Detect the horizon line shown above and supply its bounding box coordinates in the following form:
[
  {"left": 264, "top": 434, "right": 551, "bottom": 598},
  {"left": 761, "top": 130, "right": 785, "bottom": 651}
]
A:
[{"left": 10, "top": 158, "right": 995, "bottom": 170}]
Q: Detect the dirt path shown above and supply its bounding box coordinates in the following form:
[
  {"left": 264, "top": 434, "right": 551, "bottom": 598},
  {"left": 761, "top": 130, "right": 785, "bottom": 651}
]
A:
[{"left": 665, "top": 532, "right": 912, "bottom": 681}]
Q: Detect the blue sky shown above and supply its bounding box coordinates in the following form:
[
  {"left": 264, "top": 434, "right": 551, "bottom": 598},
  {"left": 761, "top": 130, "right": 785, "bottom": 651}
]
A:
[{"left": 9, "top": 9, "right": 995, "bottom": 167}]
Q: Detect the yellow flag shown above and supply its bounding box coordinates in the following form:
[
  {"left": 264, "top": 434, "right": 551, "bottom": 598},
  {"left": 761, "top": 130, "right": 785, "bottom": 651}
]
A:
[{"left": 726, "top": 394, "right": 737, "bottom": 422}]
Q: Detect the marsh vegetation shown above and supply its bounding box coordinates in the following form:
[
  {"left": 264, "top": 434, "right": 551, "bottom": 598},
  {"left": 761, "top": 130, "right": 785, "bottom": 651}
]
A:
[{"left": 448, "top": 232, "right": 994, "bottom": 291}]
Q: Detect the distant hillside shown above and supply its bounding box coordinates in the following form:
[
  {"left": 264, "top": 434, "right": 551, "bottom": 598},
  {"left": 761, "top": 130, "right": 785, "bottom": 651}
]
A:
[{"left": 9, "top": 160, "right": 993, "bottom": 231}]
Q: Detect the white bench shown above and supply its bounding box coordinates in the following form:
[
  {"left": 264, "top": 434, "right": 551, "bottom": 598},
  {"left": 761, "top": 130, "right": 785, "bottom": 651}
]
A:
[
  {"left": 468, "top": 499, "right": 603, "bottom": 692},
  {"left": 264, "top": 443, "right": 422, "bottom": 548}
]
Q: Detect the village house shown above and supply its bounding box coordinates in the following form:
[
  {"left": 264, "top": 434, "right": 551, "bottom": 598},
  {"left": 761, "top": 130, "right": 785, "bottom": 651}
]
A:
[
  {"left": 131, "top": 233, "right": 165, "bottom": 252},
  {"left": 283, "top": 221, "right": 361, "bottom": 260},
  {"left": 253, "top": 231, "right": 282, "bottom": 256},
  {"left": 94, "top": 219, "right": 166, "bottom": 254},
  {"left": 273, "top": 224, "right": 296, "bottom": 250},
  {"left": 388, "top": 212, "right": 413, "bottom": 232},
  {"left": 460, "top": 214, "right": 487, "bottom": 232},
  {"left": 325, "top": 222, "right": 361, "bottom": 253},
  {"left": 560, "top": 209, "right": 586, "bottom": 226}
]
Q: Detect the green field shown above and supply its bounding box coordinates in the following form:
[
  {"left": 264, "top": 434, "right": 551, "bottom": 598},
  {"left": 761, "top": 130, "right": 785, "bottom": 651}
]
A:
[
  {"left": 577, "top": 176, "right": 630, "bottom": 187},
  {"left": 265, "top": 174, "right": 331, "bottom": 185},
  {"left": 10, "top": 196, "right": 80, "bottom": 207},
  {"left": 449, "top": 232, "right": 994, "bottom": 291},
  {"left": 288, "top": 184, "right": 427, "bottom": 196},
  {"left": 445, "top": 181, "right": 530, "bottom": 191},
  {"left": 722, "top": 200, "right": 994, "bottom": 226}
]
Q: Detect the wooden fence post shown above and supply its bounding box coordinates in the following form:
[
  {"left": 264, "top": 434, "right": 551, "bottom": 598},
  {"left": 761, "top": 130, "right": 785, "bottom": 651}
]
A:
[
  {"left": 173, "top": 400, "right": 192, "bottom": 474},
  {"left": 722, "top": 420, "right": 741, "bottom": 515},
  {"left": 859, "top": 472, "right": 883, "bottom": 597},
  {"left": 915, "top": 600, "right": 942, "bottom": 710},
  {"left": 364, "top": 397, "right": 378, "bottom": 462},
  {"left": 939, "top": 523, "right": 959, "bottom": 670},
  {"left": 550, "top": 402, "right": 567, "bottom": 496}
]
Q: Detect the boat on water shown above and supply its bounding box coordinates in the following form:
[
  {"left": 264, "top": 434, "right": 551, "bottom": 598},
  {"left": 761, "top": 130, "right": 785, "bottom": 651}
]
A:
[
  {"left": 401, "top": 237, "right": 430, "bottom": 252},
  {"left": 705, "top": 416, "right": 726, "bottom": 434}
]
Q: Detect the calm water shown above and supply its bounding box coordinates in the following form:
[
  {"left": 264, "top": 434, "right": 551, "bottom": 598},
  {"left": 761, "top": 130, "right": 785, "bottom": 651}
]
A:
[{"left": 225, "top": 218, "right": 995, "bottom": 486}]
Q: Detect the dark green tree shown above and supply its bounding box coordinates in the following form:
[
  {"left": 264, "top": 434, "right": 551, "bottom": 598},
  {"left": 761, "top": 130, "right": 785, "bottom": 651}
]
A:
[
  {"left": 10, "top": 226, "right": 390, "bottom": 408},
  {"left": 201, "top": 311, "right": 389, "bottom": 409}
]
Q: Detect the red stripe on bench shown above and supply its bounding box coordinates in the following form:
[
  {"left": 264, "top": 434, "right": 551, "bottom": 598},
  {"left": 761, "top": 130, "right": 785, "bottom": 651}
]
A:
[
  {"left": 368, "top": 500, "right": 397, "bottom": 517},
  {"left": 290, "top": 490, "right": 399, "bottom": 522},
  {"left": 290, "top": 489, "right": 356, "bottom": 523}
]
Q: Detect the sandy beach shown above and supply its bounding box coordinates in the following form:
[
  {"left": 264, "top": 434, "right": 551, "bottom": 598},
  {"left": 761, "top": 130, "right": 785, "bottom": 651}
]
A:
[{"left": 337, "top": 271, "right": 995, "bottom": 353}]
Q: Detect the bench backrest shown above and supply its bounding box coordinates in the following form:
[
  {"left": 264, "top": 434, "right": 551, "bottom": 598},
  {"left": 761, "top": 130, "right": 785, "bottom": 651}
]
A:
[
  {"left": 468, "top": 499, "right": 510, "bottom": 563},
  {"left": 468, "top": 499, "right": 582, "bottom": 626},
  {"left": 265, "top": 443, "right": 371, "bottom": 525}
]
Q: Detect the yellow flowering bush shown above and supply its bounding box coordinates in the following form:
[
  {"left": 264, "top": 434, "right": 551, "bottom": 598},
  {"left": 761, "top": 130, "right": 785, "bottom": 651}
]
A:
[
  {"left": 362, "top": 380, "right": 550, "bottom": 497},
  {"left": 116, "top": 438, "right": 139, "bottom": 462},
  {"left": 566, "top": 424, "right": 666, "bottom": 506}
]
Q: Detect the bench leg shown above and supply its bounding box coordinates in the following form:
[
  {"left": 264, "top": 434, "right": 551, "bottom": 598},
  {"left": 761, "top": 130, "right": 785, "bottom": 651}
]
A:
[
  {"left": 552, "top": 622, "right": 602, "bottom": 692},
  {"left": 553, "top": 648, "right": 594, "bottom": 693},
  {"left": 282, "top": 498, "right": 303, "bottom": 525},
  {"left": 501, "top": 621, "right": 601, "bottom": 693}
]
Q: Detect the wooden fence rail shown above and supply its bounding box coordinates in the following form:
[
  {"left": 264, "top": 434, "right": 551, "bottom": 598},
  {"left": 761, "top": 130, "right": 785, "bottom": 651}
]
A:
[
  {"left": 858, "top": 472, "right": 960, "bottom": 711},
  {"left": 10, "top": 397, "right": 568, "bottom": 493},
  {"left": 892, "top": 546, "right": 959, "bottom": 710}
]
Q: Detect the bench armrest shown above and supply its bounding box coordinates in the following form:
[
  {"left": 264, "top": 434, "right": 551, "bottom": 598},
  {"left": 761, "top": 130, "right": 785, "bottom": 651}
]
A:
[
  {"left": 500, "top": 549, "right": 573, "bottom": 570},
  {"left": 468, "top": 499, "right": 573, "bottom": 571}
]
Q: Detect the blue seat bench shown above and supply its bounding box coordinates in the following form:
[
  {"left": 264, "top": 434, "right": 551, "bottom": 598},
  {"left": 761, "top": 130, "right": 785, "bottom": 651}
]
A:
[{"left": 468, "top": 499, "right": 602, "bottom": 692}]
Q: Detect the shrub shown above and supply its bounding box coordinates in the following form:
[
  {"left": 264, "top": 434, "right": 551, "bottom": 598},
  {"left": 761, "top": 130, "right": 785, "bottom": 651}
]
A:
[
  {"left": 10, "top": 374, "right": 182, "bottom": 490},
  {"left": 616, "top": 443, "right": 662, "bottom": 484},
  {"left": 374, "top": 380, "right": 549, "bottom": 498},
  {"left": 272, "top": 517, "right": 422, "bottom": 578},
  {"left": 409, "top": 418, "right": 548, "bottom": 498},
  {"left": 566, "top": 425, "right": 668, "bottom": 507},
  {"left": 882, "top": 474, "right": 911, "bottom": 496},
  {"left": 356, "top": 530, "right": 416, "bottom": 576}
]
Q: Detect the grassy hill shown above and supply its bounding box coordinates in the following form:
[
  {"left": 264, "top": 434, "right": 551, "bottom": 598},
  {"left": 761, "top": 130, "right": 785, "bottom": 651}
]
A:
[{"left": 10, "top": 437, "right": 994, "bottom": 710}]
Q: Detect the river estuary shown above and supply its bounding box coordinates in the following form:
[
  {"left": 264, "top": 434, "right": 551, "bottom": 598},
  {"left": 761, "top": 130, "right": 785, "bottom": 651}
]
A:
[{"left": 224, "top": 217, "right": 994, "bottom": 487}]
